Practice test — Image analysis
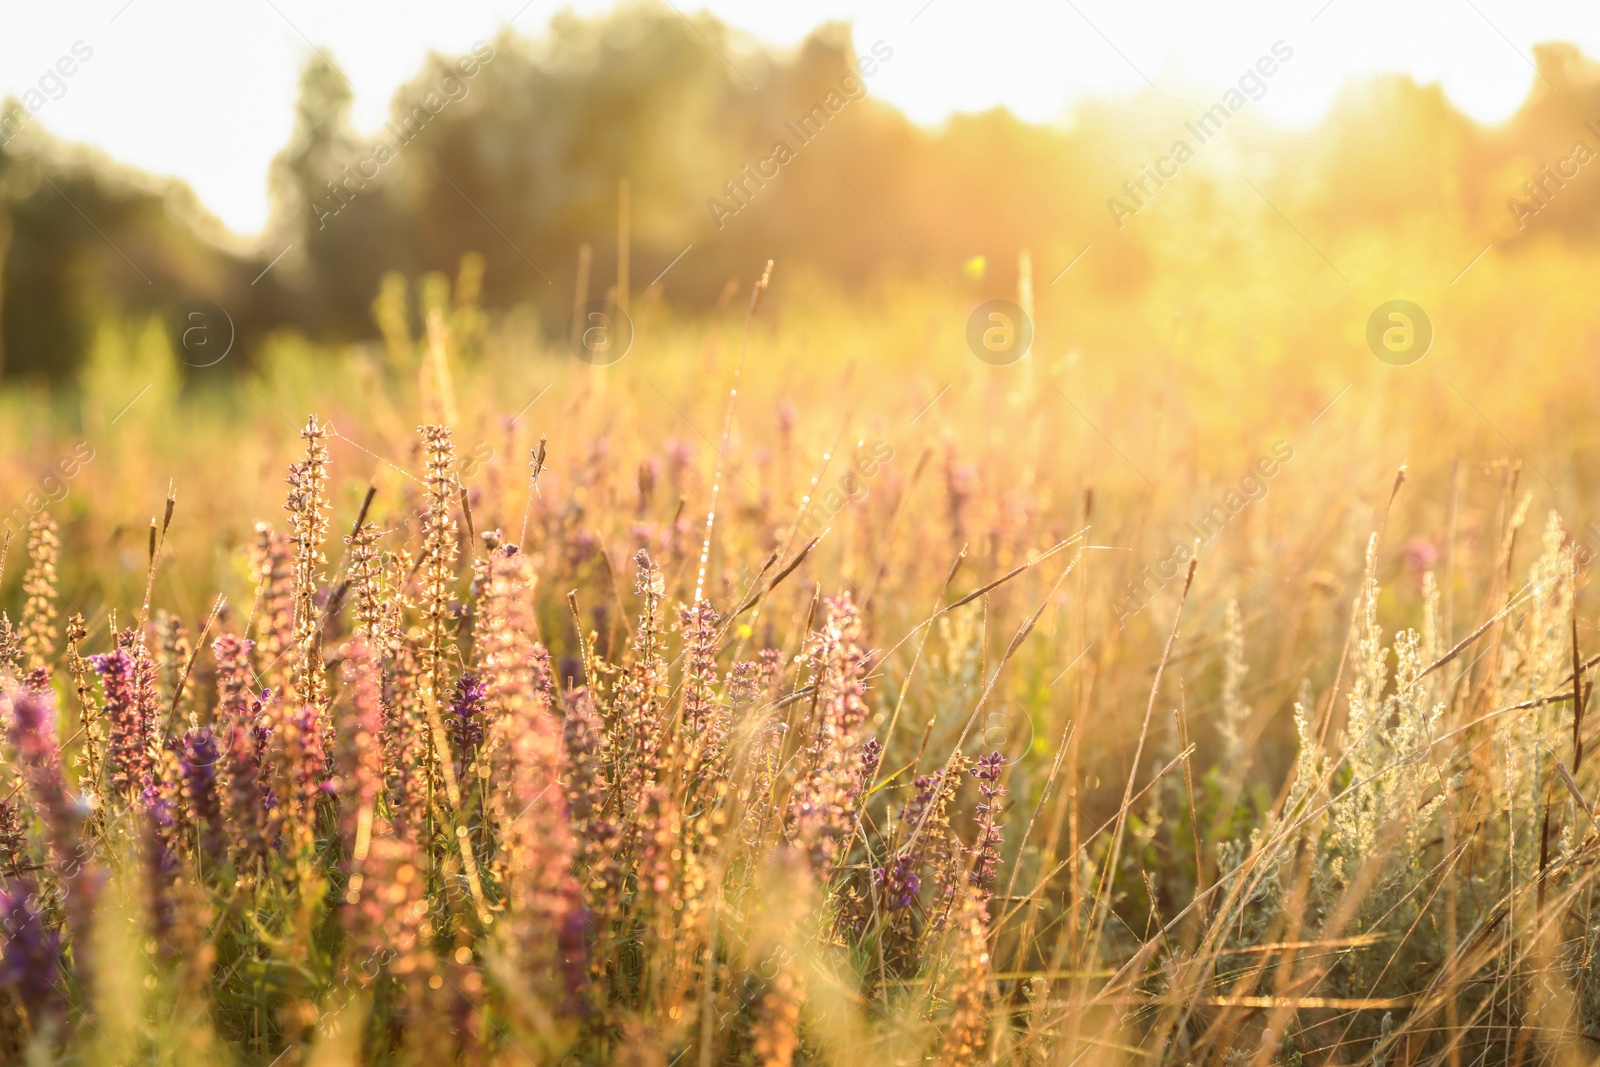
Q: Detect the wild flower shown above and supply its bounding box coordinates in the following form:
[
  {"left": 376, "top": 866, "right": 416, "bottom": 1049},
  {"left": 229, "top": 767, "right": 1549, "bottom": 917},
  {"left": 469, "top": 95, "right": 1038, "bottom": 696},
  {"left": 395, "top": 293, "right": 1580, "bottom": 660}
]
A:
[
  {"left": 727, "top": 658, "right": 762, "bottom": 709},
  {"left": 92, "top": 634, "right": 159, "bottom": 805},
  {"left": 740, "top": 716, "right": 788, "bottom": 858},
  {"left": 562, "top": 687, "right": 622, "bottom": 931},
  {"left": 154, "top": 610, "right": 191, "bottom": 715},
  {"left": 757, "top": 646, "right": 784, "bottom": 694},
  {"left": 447, "top": 670, "right": 485, "bottom": 781},
  {"left": 6, "top": 401, "right": 1578, "bottom": 1062},
  {"left": 345, "top": 518, "right": 390, "bottom": 647},
  {"left": 6, "top": 689, "right": 82, "bottom": 870},
  {"left": 212, "top": 633, "right": 254, "bottom": 725},
  {"left": 142, "top": 776, "right": 181, "bottom": 960},
  {"left": 611, "top": 549, "right": 667, "bottom": 809},
  {"left": 336, "top": 636, "right": 384, "bottom": 891},
  {"left": 918, "top": 763, "right": 970, "bottom": 930},
  {"left": 967, "top": 750, "right": 1005, "bottom": 897},
  {"left": 874, "top": 852, "right": 920, "bottom": 910},
  {"left": 635, "top": 784, "right": 686, "bottom": 930},
  {"left": 20, "top": 667, "right": 48, "bottom": 697},
  {"left": 679, "top": 599, "right": 721, "bottom": 761},
  {"left": 285, "top": 415, "right": 331, "bottom": 708},
  {"left": 858, "top": 736, "right": 883, "bottom": 794},
  {"left": 787, "top": 594, "right": 872, "bottom": 880},
  {"left": 20, "top": 511, "right": 58, "bottom": 672},
  {"left": 477, "top": 544, "right": 587, "bottom": 1000},
  {"left": 6, "top": 686, "right": 101, "bottom": 1000},
  {"left": 215, "top": 635, "right": 271, "bottom": 860},
  {"left": 0, "top": 617, "right": 18, "bottom": 685},
  {"left": 179, "top": 726, "right": 225, "bottom": 870},
  {"left": 415, "top": 423, "right": 463, "bottom": 832},
  {"left": 277, "top": 701, "right": 331, "bottom": 854},
  {"left": 0, "top": 801, "right": 26, "bottom": 877},
  {"left": 877, "top": 769, "right": 948, "bottom": 918},
  {"left": 0, "top": 878, "right": 61, "bottom": 1024},
  {"left": 250, "top": 522, "right": 296, "bottom": 693},
  {"left": 417, "top": 423, "right": 459, "bottom": 680},
  {"left": 383, "top": 641, "right": 430, "bottom": 834},
  {"left": 52, "top": 639, "right": 101, "bottom": 837}
]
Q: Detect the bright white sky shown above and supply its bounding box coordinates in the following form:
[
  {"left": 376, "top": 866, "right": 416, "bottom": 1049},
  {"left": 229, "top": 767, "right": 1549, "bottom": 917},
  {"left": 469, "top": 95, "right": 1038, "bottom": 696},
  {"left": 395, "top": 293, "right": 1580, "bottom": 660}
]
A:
[{"left": 1, "top": 0, "right": 1591, "bottom": 236}]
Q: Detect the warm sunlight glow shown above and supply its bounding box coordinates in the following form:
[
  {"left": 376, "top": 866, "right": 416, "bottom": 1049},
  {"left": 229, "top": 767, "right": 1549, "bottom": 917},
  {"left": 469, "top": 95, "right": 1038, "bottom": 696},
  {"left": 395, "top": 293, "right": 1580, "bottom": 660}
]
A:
[
  {"left": 7, "top": 2, "right": 1600, "bottom": 1062},
  {"left": 2, "top": 0, "right": 1592, "bottom": 234}
]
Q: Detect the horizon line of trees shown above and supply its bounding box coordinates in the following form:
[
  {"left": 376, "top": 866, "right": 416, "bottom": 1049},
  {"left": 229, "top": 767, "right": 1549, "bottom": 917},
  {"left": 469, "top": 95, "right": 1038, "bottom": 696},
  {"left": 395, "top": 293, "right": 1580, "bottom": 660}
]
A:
[{"left": 2, "top": 5, "right": 1599, "bottom": 381}]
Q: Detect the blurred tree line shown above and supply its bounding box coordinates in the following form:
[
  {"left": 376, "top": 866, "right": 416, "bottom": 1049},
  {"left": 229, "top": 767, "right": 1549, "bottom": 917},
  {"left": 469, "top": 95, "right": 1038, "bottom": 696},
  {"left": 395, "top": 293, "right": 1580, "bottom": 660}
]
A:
[{"left": 1, "top": 3, "right": 1598, "bottom": 381}]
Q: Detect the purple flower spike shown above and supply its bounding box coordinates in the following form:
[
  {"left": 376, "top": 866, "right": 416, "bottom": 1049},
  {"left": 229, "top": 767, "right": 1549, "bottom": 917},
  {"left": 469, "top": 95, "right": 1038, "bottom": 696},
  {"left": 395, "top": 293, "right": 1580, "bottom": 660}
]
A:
[{"left": 0, "top": 879, "right": 62, "bottom": 1021}]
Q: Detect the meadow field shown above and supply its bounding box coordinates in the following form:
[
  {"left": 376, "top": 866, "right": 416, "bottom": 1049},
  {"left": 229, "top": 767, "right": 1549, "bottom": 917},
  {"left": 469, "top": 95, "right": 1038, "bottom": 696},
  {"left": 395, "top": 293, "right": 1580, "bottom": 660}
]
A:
[
  {"left": 5, "top": 6, "right": 1600, "bottom": 1065},
  {"left": 0, "top": 225, "right": 1595, "bottom": 1064}
]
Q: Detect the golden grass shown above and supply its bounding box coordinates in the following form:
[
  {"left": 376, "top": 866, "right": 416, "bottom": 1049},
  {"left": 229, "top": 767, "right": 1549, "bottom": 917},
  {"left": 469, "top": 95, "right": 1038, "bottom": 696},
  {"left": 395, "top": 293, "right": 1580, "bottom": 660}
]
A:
[{"left": 0, "top": 246, "right": 1596, "bottom": 1064}]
